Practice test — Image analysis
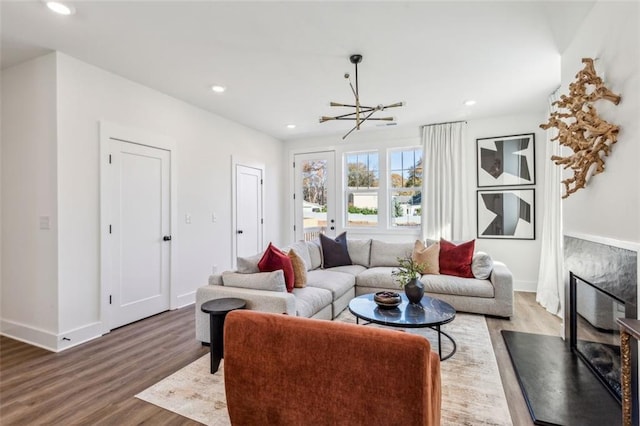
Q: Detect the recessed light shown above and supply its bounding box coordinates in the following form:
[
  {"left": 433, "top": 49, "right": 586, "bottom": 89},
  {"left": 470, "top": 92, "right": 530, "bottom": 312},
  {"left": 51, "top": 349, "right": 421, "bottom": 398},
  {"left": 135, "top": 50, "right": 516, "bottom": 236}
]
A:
[
  {"left": 211, "top": 85, "right": 226, "bottom": 93},
  {"left": 287, "top": 124, "right": 296, "bottom": 129},
  {"left": 45, "top": 1, "right": 75, "bottom": 15},
  {"left": 464, "top": 100, "right": 477, "bottom": 106}
]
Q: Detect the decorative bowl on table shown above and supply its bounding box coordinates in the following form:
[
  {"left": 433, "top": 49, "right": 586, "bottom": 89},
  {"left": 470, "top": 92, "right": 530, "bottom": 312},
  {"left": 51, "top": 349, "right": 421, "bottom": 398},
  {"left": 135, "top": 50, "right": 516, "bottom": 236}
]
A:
[{"left": 374, "top": 291, "right": 402, "bottom": 309}]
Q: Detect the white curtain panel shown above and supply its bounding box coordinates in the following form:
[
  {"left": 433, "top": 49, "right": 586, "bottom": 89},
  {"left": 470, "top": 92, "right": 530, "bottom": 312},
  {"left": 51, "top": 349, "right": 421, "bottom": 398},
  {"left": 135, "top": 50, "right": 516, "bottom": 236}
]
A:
[
  {"left": 420, "top": 122, "right": 470, "bottom": 241},
  {"left": 536, "top": 91, "right": 564, "bottom": 318}
]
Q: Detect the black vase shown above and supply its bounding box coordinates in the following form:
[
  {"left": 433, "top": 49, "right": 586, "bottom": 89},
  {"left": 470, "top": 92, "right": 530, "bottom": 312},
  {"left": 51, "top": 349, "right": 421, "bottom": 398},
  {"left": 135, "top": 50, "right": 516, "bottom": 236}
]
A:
[{"left": 404, "top": 278, "right": 425, "bottom": 304}]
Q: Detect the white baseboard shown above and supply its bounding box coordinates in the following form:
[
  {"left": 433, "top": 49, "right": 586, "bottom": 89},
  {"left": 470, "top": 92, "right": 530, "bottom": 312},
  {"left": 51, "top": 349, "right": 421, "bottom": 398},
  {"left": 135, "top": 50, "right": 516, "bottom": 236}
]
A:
[
  {"left": 514, "top": 280, "right": 537, "bottom": 293},
  {"left": 1, "top": 318, "right": 105, "bottom": 352},
  {"left": 174, "top": 290, "right": 196, "bottom": 309},
  {"left": 1, "top": 319, "right": 58, "bottom": 352},
  {"left": 57, "top": 322, "right": 104, "bottom": 351}
]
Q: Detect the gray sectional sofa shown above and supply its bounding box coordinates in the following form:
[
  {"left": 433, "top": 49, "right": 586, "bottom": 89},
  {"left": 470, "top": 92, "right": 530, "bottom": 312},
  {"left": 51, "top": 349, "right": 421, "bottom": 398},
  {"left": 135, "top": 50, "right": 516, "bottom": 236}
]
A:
[{"left": 195, "top": 239, "right": 513, "bottom": 343}]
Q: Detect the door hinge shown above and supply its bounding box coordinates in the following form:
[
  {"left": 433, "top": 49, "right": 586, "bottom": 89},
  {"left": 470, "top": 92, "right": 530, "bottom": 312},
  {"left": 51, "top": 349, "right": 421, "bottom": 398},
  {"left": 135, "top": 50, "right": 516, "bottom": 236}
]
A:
[
  {"left": 261, "top": 218, "right": 264, "bottom": 224},
  {"left": 260, "top": 179, "right": 263, "bottom": 185},
  {"left": 109, "top": 154, "right": 112, "bottom": 164},
  {"left": 293, "top": 161, "right": 295, "bottom": 168},
  {"left": 293, "top": 193, "right": 296, "bottom": 200},
  {"left": 294, "top": 225, "right": 296, "bottom": 231},
  {"left": 109, "top": 225, "right": 112, "bottom": 234},
  {"left": 109, "top": 295, "right": 112, "bottom": 305}
]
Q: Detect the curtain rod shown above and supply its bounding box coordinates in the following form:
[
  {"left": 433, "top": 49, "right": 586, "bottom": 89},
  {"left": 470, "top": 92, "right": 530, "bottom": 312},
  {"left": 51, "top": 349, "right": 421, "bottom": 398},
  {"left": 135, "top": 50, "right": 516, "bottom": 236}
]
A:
[{"left": 421, "top": 120, "right": 467, "bottom": 127}]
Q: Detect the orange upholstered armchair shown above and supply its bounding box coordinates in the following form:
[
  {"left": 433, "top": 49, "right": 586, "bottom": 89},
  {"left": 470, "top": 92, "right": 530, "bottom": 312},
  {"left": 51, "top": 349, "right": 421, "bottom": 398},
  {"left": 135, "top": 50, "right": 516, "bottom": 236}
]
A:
[{"left": 223, "top": 310, "right": 441, "bottom": 425}]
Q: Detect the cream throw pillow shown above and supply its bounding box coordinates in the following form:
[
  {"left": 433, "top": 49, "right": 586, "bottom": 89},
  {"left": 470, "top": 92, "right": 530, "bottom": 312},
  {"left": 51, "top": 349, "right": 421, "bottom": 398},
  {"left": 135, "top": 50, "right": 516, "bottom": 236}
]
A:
[
  {"left": 412, "top": 240, "right": 440, "bottom": 275},
  {"left": 288, "top": 249, "right": 308, "bottom": 288}
]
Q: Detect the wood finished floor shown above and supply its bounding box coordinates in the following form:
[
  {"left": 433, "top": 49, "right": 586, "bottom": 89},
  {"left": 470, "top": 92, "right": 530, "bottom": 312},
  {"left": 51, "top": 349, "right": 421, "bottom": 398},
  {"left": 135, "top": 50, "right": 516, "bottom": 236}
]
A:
[{"left": 1, "top": 291, "right": 560, "bottom": 425}]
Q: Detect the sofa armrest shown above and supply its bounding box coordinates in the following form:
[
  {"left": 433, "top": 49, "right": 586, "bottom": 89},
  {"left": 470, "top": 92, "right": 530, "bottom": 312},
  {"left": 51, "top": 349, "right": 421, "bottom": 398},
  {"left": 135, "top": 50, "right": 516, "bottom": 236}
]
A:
[
  {"left": 489, "top": 261, "right": 514, "bottom": 317},
  {"left": 195, "top": 284, "right": 297, "bottom": 343}
]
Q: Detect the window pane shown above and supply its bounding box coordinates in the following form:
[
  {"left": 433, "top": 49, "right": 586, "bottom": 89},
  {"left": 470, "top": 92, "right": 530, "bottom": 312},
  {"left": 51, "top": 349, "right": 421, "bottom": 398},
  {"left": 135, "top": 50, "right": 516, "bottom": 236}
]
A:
[
  {"left": 347, "top": 192, "right": 378, "bottom": 227},
  {"left": 391, "top": 191, "right": 421, "bottom": 227},
  {"left": 390, "top": 151, "right": 402, "bottom": 170},
  {"left": 301, "top": 159, "right": 328, "bottom": 234},
  {"left": 346, "top": 151, "right": 378, "bottom": 189}
]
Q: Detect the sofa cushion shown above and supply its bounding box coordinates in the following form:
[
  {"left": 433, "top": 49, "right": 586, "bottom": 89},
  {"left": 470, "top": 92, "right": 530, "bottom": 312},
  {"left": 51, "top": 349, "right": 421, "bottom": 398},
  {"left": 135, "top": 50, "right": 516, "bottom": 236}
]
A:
[
  {"left": 307, "top": 239, "right": 323, "bottom": 270},
  {"left": 258, "top": 243, "right": 295, "bottom": 292},
  {"left": 237, "top": 253, "right": 262, "bottom": 273},
  {"left": 439, "top": 239, "right": 475, "bottom": 278},
  {"left": 288, "top": 249, "right": 308, "bottom": 288},
  {"left": 471, "top": 251, "right": 494, "bottom": 280},
  {"left": 423, "top": 275, "right": 494, "bottom": 298},
  {"left": 356, "top": 267, "right": 402, "bottom": 290},
  {"left": 287, "top": 241, "right": 313, "bottom": 271},
  {"left": 323, "top": 264, "right": 367, "bottom": 276},
  {"left": 306, "top": 269, "right": 356, "bottom": 300},
  {"left": 222, "top": 270, "right": 286, "bottom": 292},
  {"left": 320, "top": 232, "right": 352, "bottom": 268},
  {"left": 412, "top": 240, "right": 440, "bottom": 275},
  {"left": 292, "top": 286, "right": 333, "bottom": 317},
  {"left": 347, "top": 239, "right": 372, "bottom": 267},
  {"left": 369, "top": 241, "right": 413, "bottom": 267}
]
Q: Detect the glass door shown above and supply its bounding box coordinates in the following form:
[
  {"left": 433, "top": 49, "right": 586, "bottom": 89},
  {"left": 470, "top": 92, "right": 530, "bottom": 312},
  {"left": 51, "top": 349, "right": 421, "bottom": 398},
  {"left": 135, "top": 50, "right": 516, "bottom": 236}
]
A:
[{"left": 294, "top": 152, "right": 336, "bottom": 241}]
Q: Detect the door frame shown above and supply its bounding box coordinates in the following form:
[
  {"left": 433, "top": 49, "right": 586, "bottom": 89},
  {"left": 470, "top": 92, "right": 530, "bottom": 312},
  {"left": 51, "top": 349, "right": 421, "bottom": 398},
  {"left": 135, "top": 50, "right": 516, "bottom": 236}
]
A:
[
  {"left": 99, "top": 121, "right": 177, "bottom": 335},
  {"left": 230, "top": 156, "right": 265, "bottom": 269}
]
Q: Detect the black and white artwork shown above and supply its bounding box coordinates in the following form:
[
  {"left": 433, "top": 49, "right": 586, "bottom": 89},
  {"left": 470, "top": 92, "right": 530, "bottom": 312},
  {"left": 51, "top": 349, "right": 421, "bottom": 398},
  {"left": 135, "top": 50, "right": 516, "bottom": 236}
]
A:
[
  {"left": 477, "top": 189, "right": 535, "bottom": 240},
  {"left": 476, "top": 133, "right": 535, "bottom": 187}
]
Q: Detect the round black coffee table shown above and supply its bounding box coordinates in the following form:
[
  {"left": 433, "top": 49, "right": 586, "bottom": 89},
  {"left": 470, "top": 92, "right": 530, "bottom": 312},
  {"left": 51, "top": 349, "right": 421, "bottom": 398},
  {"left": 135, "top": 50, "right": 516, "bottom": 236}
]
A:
[
  {"left": 348, "top": 293, "right": 457, "bottom": 360},
  {"left": 201, "top": 298, "right": 246, "bottom": 373}
]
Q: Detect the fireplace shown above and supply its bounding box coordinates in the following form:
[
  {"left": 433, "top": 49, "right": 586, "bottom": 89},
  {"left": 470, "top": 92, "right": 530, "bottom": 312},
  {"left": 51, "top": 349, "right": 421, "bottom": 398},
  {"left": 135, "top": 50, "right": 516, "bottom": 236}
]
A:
[
  {"left": 564, "top": 235, "right": 638, "bottom": 417},
  {"left": 570, "top": 272, "right": 627, "bottom": 402}
]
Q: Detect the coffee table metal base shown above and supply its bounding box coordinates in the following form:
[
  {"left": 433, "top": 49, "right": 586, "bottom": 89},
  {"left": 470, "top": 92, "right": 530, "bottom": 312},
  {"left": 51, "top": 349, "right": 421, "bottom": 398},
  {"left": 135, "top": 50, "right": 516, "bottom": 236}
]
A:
[{"left": 355, "top": 317, "right": 457, "bottom": 360}]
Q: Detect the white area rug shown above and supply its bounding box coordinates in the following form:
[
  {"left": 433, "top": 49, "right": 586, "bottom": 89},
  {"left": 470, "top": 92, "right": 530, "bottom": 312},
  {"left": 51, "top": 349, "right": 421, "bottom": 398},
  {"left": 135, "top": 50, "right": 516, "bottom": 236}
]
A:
[{"left": 137, "top": 312, "right": 512, "bottom": 425}]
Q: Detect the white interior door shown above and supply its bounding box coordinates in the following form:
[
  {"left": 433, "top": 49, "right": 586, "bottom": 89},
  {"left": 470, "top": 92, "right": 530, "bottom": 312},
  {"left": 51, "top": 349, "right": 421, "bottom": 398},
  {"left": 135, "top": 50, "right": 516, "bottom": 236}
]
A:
[
  {"left": 235, "top": 164, "right": 263, "bottom": 258},
  {"left": 108, "top": 140, "right": 171, "bottom": 329},
  {"left": 294, "top": 152, "right": 336, "bottom": 241}
]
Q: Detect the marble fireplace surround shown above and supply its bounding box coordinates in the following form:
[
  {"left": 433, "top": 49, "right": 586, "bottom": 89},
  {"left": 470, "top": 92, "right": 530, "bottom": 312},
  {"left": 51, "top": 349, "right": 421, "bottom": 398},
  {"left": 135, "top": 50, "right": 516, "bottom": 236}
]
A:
[{"left": 564, "top": 232, "right": 639, "bottom": 338}]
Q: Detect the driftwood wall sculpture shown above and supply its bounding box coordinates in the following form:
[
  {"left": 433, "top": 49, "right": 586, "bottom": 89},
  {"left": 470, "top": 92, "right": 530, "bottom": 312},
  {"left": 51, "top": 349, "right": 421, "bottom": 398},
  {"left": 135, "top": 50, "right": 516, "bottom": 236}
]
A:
[{"left": 540, "top": 58, "right": 621, "bottom": 198}]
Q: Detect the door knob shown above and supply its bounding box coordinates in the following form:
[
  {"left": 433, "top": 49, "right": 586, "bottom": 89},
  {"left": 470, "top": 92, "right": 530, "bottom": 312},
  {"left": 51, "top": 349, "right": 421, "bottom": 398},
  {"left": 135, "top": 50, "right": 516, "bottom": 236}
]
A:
[
  {"left": 237, "top": 230, "right": 244, "bottom": 234},
  {"left": 163, "top": 235, "right": 172, "bottom": 241}
]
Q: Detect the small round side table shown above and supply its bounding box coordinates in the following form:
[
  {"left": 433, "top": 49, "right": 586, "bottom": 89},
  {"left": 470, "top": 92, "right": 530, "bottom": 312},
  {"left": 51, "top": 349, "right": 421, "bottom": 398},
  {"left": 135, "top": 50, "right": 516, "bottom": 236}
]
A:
[{"left": 201, "top": 298, "right": 246, "bottom": 374}]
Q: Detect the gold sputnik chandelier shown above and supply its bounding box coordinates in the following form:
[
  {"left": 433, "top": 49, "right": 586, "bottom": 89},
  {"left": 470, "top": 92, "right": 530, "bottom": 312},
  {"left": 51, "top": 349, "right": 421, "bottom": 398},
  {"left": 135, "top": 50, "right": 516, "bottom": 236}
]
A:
[{"left": 320, "top": 54, "right": 404, "bottom": 140}]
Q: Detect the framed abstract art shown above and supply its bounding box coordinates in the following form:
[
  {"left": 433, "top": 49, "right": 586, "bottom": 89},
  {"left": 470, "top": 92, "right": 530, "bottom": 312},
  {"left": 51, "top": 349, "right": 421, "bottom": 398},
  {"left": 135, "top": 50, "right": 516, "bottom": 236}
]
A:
[
  {"left": 476, "top": 133, "right": 535, "bottom": 187},
  {"left": 477, "top": 189, "right": 535, "bottom": 240}
]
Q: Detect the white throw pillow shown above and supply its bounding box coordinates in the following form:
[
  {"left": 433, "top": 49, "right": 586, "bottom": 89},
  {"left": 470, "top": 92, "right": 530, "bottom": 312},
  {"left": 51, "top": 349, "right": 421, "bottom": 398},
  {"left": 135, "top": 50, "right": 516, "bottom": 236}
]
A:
[
  {"left": 236, "top": 253, "right": 262, "bottom": 273},
  {"left": 222, "top": 270, "right": 286, "bottom": 292},
  {"left": 471, "top": 251, "right": 494, "bottom": 280}
]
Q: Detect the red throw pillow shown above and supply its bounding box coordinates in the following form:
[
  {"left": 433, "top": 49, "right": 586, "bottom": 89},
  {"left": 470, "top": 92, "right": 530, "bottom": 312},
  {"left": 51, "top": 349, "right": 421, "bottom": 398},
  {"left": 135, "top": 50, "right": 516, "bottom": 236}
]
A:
[
  {"left": 258, "top": 243, "right": 295, "bottom": 292},
  {"left": 439, "top": 239, "right": 475, "bottom": 278}
]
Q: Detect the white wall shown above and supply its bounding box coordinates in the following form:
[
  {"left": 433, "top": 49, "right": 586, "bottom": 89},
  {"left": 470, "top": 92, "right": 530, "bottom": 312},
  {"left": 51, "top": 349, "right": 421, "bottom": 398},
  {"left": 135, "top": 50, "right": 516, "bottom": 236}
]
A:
[
  {"left": 467, "top": 113, "right": 546, "bottom": 292},
  {"left": 1, "top": 52, "right": 285, "bottom": 350},
  {"left": 284, "top": 111, "right": 546, "bottom": 291},
  {"left": 560, "top": 2, "right": 640, "bottom": 244},
  {"left": 1, "top": 54, "right": 59, "bottom": 348}
]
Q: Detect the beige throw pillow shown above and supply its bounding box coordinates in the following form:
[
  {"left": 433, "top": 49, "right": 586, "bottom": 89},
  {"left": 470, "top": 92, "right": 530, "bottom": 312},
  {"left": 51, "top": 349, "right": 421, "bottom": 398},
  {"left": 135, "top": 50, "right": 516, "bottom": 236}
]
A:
[
  {"left": 412, "top": 240, "right": 440, "bottom": 275},
  {"left": 288, "top": 249, "right": 308, "bottom": 288}
]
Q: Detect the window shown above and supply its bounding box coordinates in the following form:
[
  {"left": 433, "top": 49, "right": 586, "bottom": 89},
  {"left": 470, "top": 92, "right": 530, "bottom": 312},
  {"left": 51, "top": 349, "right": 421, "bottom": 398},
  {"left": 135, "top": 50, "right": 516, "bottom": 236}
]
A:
[
  {"left": 345, "top": 152, "right": 379, "bottom": 227},
  {"left": 389, "top": 148, "right": 422, "bottom": 228}
]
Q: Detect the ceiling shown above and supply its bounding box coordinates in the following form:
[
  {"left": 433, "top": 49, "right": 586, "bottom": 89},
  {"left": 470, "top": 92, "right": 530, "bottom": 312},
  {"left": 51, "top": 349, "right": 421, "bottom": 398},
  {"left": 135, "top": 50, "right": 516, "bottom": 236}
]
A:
[{"left": 1, "top": 1, "right": 595, "bottom": 141}]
